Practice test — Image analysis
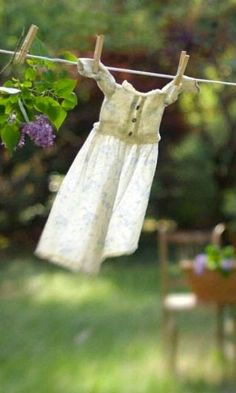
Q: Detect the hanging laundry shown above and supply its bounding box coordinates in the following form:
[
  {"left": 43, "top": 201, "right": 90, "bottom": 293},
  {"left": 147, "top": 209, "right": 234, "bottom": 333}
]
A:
[{"left": 34, "top": 58, "right": 199, "bottom": 274}]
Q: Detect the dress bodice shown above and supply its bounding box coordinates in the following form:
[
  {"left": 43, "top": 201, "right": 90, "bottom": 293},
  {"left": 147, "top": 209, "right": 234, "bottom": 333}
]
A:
[{"left": 77, "top": 58, "right": 199, "bottom": 145}]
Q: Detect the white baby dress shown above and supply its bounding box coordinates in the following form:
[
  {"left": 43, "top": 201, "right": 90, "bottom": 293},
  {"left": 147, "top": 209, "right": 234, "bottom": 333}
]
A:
[{"left": 34, "top": 58, "right": 199, "bottom": 274}]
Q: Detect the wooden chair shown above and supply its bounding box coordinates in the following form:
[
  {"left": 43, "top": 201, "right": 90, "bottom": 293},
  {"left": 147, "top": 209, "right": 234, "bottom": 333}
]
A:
[{"left": 157, "top": 221, "right": 226, "bottom": 371}]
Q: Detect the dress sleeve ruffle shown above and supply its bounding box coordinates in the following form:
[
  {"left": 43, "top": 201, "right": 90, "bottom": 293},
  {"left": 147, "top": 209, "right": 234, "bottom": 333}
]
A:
[
  {"left": 77, "top": 58, "right": 116, "bottom": 98},
  {"left": 161, "top": 75, "right": 200, "bottom": 106}
]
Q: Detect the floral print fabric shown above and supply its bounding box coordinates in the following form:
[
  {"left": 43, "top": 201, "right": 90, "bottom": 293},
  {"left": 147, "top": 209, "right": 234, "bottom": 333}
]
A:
[{"left": 34, "top": 59, "right": 199, "bottom": 274}]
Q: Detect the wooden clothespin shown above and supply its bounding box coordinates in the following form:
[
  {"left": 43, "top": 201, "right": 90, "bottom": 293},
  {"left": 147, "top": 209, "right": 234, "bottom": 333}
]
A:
[
  {"left": 14, "top": 24, "right": 39, "bottom": 64},
  {"left": 174, "top": 50, "right": 190, "bottom": 86},
  {"left": 176, "top": 50, "right": 186, "bottom": 74},
  {"left": 93, "top": 34, "right": 104, "bottom": 73}
]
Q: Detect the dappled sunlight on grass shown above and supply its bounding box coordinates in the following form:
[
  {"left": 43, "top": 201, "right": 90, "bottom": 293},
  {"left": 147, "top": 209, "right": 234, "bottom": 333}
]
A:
[
  {"left": 0, "top": 253, "right": 236, "bottom": 392},
  {"left": 25, "top": 272, "right": 117, "bottom": 305}
]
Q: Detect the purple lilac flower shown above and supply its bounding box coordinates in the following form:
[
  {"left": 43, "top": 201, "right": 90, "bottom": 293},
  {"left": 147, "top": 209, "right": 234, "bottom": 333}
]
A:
[
  {"left": 221, "top": 259, "right": 233, "bottom": 271},
  {"left": 194, "top": 254, "right": 207, "bottom": 275},
  {"left": 18, "top": 115, "right": 55, "bottom": 148}
]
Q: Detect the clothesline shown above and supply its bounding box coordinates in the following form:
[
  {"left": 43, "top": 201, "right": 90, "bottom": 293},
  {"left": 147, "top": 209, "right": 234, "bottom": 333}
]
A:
[{"left": 0, "top": 48, "right": 236, "bottom": 87}]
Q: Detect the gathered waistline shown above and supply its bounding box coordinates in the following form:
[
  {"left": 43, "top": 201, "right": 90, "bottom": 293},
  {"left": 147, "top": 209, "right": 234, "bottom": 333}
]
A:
[{"left": 94, "top": 121, "right": 160, "bottom": 145}]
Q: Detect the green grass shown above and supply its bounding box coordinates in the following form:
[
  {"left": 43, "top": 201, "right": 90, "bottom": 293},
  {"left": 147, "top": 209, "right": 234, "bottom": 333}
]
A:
[{"left": 0, "top": 247, "right": 236, "bottom": 393}]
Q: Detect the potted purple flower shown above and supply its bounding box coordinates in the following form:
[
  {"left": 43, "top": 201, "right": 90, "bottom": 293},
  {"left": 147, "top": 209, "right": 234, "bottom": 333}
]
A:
[
  {"left": 194, "top": 245, "right": 235, "bottom": 276},
  {"left": 182, "top": 245, "right": 236, "bottom": 304}
]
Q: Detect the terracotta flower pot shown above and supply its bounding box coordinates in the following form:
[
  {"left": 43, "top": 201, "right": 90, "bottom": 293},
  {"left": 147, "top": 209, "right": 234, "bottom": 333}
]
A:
[{"left": 181, "top": 260, "right": 236, "bottom": 304}]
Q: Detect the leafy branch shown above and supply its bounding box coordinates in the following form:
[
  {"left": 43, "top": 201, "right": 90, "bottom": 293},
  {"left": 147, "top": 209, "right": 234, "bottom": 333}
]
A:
[{"left": 0, "top": 54, "right": 78, "bottom": 152}]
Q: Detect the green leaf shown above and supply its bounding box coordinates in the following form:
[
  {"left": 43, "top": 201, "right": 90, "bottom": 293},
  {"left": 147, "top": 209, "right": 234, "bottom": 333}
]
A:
[
  {"left": 25, "top": 67, "right": 37, "bottom": 81},
  {"left": 20, "top": 89, "right": 34, "bottom": 101},
  {"left": 61, "top": 92, "right": 78, "bottom": 110},
  {"left": 33, "top": 80, "right": 49, "bottom": 93},
  {"left": 20, "top": 81, "right": 32, "bottom": 88},
  {"left": 34, "top": 96, "right": 51, "bottom": 113},
  {"left": 0, "top": 97, "right": 9, "bottom": 106},
  {"left": 34, "top": 96, "right": 67, "bottom": 129},
  {"left": 9, "top": 95, "right": 19, "bottom": 104},
  {"left": 53, "top": 79, "right": 77, "bottom": 96},
  {"left": 59, "top": 51, "right": 77, "bottom": 62},
  {"left": 1, "top": 124, "right": 20, "bottom": 151},
  {"left": 30, "top": 37, "right": 50, "bottom": 57},
  {"left": 5, "top": 104, "right": 13, "bottom": 115},
  {"left": 48, "top": 105, "right": 67, "bottom": 129},
  {"left": 42, "top": 70, "right": 57, "bottom": 83},
  {"left": 3, "top": 80, "right": 16, "bottom": 88},
  {"left": 0, "top": 114, "right": 8, "bottom": 125},
  {"left": 0, "top": 106, "right": 6, "bottom": 115},
  {"left": 222, "top": 245, "right": 235, "bottom": 259},
  {"left": 26, "top": 56, "right": 55, "bottom": 69}
]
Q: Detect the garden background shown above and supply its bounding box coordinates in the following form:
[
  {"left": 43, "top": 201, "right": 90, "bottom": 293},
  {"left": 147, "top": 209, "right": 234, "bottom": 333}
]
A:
[{"left": 1, "top": 1, "right": 236, "bottom": 392}]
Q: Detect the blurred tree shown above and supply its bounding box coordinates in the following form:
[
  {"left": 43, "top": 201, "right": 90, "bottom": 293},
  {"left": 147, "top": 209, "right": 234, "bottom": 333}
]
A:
[{"left": 1, "top": 0, "right": 236, "bottom": 247}]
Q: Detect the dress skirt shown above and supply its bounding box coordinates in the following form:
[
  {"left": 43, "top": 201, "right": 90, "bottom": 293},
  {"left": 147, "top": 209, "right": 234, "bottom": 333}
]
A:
[{"left": 34, "top": 126, "right": 158, "bottom": 273}]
